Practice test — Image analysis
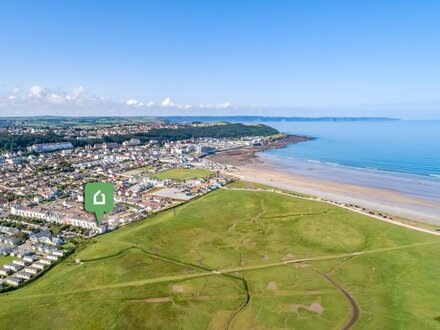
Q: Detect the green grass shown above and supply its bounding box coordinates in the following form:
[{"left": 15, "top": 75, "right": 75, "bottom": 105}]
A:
[
  {"left": 153, "top": 168, "right": 213, "bottom": 181},
  {"left": 227, "top": 180, "right": 279, "bottom": 190},
  {"left": 138, "top": 165, "right": 154, "bottom": 172},
  {"left": 229, "top": 180, "right": 437, "bottom": 231},
  {"left": 227, "top": 180, "right": 311, "bottom": 197},
  {"left": 0, "top": 189, "right": 439, "bottom": 329},
  {"left": 0, "top": 256, "right": 13, "bottom": 268}
]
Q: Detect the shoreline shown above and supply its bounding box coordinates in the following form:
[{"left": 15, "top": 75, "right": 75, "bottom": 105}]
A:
[
  {"left": 207, "top": 134, "right": 313, "bottom": 166},
  {"left": 208, "top": 138, "right": 440, "bottom": 226}
]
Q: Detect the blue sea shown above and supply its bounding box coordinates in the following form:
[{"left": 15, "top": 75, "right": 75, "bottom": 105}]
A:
[
  {"left": 254, "top": 120, "right": 440, "bottom": 203},
  {"left": 262, "top": 120, "right": 440, "bottom": 178}
]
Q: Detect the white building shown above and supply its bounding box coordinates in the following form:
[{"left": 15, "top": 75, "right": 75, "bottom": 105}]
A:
[
  {"left": 6, "top": 277, "right": 23, "bottom": 286},
  {"left": 123, "top": 138, "right": 141, "bottom": 146},
  {"left": 28, "top": 142, "right": 74, "bottom": 153},
  {"left": 11, "top": 206, "right": 98, "bottom": 230}
]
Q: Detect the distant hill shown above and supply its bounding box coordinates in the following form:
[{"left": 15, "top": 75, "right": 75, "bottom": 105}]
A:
[
  {"left": 0, "top": 116, "right": 399, "bottom": 128},
  {"left": 0, "top": 123, "right": 278, "bottom": 151},
  {"left": 159, "top": 116, "right": 400, "bottom": 123}
]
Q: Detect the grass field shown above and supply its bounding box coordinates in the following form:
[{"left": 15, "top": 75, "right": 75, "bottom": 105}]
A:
[
  {"left": 0, "top": 188, "right": 439, "bottom": 329},
  {"left": 0, "top": 256, "right": 13, "bottom": 268},
  {"left": 227, "top": 180, "right": 311, "bottom": 197},
  {"left": 121, "top": 165, "right": 154, "bottom": 177},
  {"left": 153, "top": 168, "right": 213, "bottom": 181}
]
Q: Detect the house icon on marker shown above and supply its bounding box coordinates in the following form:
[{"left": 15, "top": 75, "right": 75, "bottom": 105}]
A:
[
  {"left": 84, "top": 183, "right": 114, "bottom": 224},
  {"left": 93, "top": 190, "right": 106, "bottom": 205}
]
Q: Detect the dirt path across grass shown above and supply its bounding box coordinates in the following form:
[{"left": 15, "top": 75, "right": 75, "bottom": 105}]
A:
[
  {"left": 225, "top": 277, "right": 250, "bottom": 330},
  {"left": 3, "top": 240, "right": 437, "bottom": 301},
  {"left": 311, "top": 268, "right": 360, "bottom": 330}
]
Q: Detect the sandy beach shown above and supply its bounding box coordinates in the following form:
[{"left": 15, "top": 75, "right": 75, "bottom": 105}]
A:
[{"left": 208, "top": 141, "right": 440, "bottom": 226}]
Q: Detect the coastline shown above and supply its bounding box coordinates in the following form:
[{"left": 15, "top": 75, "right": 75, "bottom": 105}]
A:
[
  {"left": 207, "top": 134, "right": 313, "bottom": 166},
  {"left": 208, "top": 137, "right": 440, "bottom": 226}
]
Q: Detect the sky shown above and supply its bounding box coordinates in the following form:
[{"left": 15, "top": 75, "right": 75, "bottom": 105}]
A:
[{"left": 0, "top": 0, "right": 439, "bottom": 118}]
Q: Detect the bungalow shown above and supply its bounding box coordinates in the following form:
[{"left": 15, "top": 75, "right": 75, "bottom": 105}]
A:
[
  {"left": 29, "top": 230, "right": 52, "bottom": 244},
  {"left": 0, "top": 246, "right": 11, "bottom": 256},
  {"left": 43, "top": 246, "right": 55, "bottom": 254},
  {"left": 51, "top": 236, "right": 64, "bottom": 246},
  {"left": 4, "top": 237, "right": 21, "bottom": 246},
  {"left": 4, "top": 263, "right": 23, "bottom": 272},
  {"left": 25, "top": 267, "right": 40, "bottom": 275},
  {"left": 0, "top": 268, "right": 11, "bottom": 276},
  {"left": 6, "top": 277, "right": 23, "bottom": 286},
  {"left": 0, "top": 226, "right": 19, "bottom": 236},
  {"left": 32, "top": 244, "right": 55, "bottom": 254},
  {"left": 15, "top": 271, "right": 33, "bottom": 280},
  {"left": 23, "top": 255, "right": 39, "bottom": 263},
  {"left": 32, "top": 262, "right": 47, "bottom": 270},
  {"left": 52, "top": 250, "right": 65, "bottom": 257},
  {"left": 32, "top": 244, "right": 42, "bottom": 252},
  {"left": 12, "top": 259, "right": 28, "bottom": 267},
  {"left": 40, "top": 259, "right": 52, "bottom": 266},
  {"left": 39, "top": 236, "right": 53, "bottom": 245}
]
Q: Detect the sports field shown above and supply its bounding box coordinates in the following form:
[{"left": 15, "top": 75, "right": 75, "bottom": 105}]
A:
[{"left": 0, "top": 188, "right": 439, "bottom": 329}]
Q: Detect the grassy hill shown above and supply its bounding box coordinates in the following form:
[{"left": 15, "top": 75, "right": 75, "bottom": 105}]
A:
[{"left": 0, "top": 188, "right": 439, "bottom": 329}]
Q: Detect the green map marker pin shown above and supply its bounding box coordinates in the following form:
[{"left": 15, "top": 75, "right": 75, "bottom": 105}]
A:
[{"left": 84, "top": 182, "right": 114, "bottom": 224}]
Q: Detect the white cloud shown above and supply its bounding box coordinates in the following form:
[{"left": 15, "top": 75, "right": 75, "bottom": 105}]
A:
[
  {"left": 2, "top": 85, "right": 108, "bottom": 108},
  {"left": 7, "top": 88, "right": 21, "bottom": 102},
  {"left": 126, "top": 99, "right": 140, "bottom": 106},
  {"left": 216, "top": 101, "right": 231, "bottom": 109},
  {"left": 125, "top": 99, "right": 157, "bottom": 108},
  {"left": 71, "top": 85, "right": 85, "bottom": 98},
  {"left": 160, "top": 97, "right": 193, "bottom": 109},
  {"left": 200, "top": 101, "right": 232, "bottom": 109},
  {"left": 29, "top": 85, "right": 45, "bottom": 98},
  {"left": 48, "top": 93, "right": 65, "bottom": 104},
  {"left": 0, "top": 84, "right": 232, "bottom": 115},
  {"left": 161, "top": 96, "right": 173, "bottom": 107}
]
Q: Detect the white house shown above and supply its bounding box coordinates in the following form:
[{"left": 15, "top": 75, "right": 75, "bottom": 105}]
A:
[{"left": 6, "top": 277, "right": 23, "bottom": 286}]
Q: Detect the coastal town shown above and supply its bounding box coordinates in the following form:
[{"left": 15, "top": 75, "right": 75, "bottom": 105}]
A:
[
  {"left": 2, "top": 2, "right": 440, "bottom": 328},
  {"left": 1, "top": 119, "right": 437, "bottom": 294},
  {"left": 0, "top": 120, "right": 280, "bottom": 290}
]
